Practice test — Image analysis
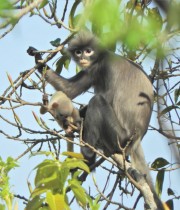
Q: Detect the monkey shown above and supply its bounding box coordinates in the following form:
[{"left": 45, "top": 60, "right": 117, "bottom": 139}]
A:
[
  {"left": 40, "top": 91, "right": 81, "bottom": 152},
  {"left": 27, "top": 31, "right": 164, "bottom": 209}
]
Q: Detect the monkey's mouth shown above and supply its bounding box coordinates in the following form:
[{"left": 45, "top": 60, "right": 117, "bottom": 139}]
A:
[{"left": 79, "top": 60, "right": 90, "bottom": 67}]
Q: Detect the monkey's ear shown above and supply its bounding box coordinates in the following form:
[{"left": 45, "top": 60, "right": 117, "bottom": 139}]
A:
[{"left": 51, "top": 102, "right": 59, "bottom": 109}]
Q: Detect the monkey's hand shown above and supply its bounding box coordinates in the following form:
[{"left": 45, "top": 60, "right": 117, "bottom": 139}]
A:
[
  {"left": 42, "top": 94, "right": 49, "bottom": 106},
  {"left": 62, "top": 119, "right": 74, "bottom": 136},
  {"left": 63, "top": 119, "right": 79, "bottom": 134},
  {"left": 39, "top": 94, "right": 49, "bottom": 115},
  {"left": 27, "top": 46, "right": 38, "bottom": 56},
  {"left": 65, "top": 126, "right": 74, "bottom": 137},
  {"left": 27, "top": 47, "right": 46, "bottom": 74}
]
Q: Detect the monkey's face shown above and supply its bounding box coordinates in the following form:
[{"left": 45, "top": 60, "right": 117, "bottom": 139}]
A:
[
  {"left": 68, "top": 31, "right": 101, "bottom": 68},
  {"left": 73, "top": 48, "right": 95, "bottom": 68}
]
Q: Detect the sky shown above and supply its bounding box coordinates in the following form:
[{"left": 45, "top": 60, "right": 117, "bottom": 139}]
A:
[{"left": 0, "top": 3, "right": 179, "bottom": 210}]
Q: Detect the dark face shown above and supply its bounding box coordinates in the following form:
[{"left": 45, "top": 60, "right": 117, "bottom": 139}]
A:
[
  {"left": 68, "top": 31, "right": 101, "bottom": 68},
  {"left": 73, "top": 47, "right": 96, "bottom": 68}
]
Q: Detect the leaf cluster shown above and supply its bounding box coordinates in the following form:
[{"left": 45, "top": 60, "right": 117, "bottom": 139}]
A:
[
  {"left": 0, "top": 157, "right": 18, "bottom": 210},
  {"left": 26, "top": 152, "right": 100, "bottom": 210}
]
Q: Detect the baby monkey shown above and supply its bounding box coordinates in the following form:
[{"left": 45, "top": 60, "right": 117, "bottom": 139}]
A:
[{"left": 40, "top": 91, "right": 81, "bottom": 151}]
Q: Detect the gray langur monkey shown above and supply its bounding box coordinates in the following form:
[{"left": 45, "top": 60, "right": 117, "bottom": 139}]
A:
[
  {"left": 40, "top": 91, "right": 81, "bottom": 152},
  {"left": 27, "top": 31, "right": 164, "bottom": 209}
]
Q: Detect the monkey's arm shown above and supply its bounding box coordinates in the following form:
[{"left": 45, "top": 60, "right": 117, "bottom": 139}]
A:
[
  {"left": 27, "top": 47, "right": 92, "bottom": 99},
  {"left": 45, "top": 70, "right": 91, "bottom": 99}
]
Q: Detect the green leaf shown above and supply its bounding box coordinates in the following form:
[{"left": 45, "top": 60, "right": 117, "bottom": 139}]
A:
[
  {"left": 31, "top": 187, "right": 47, "bottom": 198},
  {"left": 30, "top": 151, "right": 54, "bottom": 158},
  {"left": 68, "top": 0, "right": 81, "bottom": 28},
  {"left": 50, "top": 38, "right": 61, "bottom": 47},
  {"left": 26, "top": 196, "right": 45, "bottom": 210},
  {"left": 147, "top": 7, "right": 163, "bottom": 30},
  {"left": 5, "top": 157, "right": 18, "bottom": 172},
  {"left": 72, "top": 170, "right": 82, "bottom": 180},
  {"left": 87, "top": 194, "right": 100, "bottom": 210},
  {"left": 0, "top": 0, "right": 12, "bottom": 10},
  {"left": 64, "top": 58, "right": 70, "bottom": 70},
  {"left": 167, "top": 188, "right": 175, "bottom": 196},
  {"left": 35, "top": 166, "right": 59, "bottom": 189},
  {"left": 34, "top": 160, "right": 60, "bottom": 189},
  {"left": 63, "top": 158, "right": 90, "bottom": 173},
  {"left": 165, "top": 199, "right": 174, "bottom": 210},
  {"left": 85, "top": 0, "right": 120, "bottom": 47},
  {"left": 59, "top": 167, "right": 70, "bottom": 192},
  {"left": 34, "top": 159, "right": 56, "bottom": 170},
  {"left": 32, "top": 111, "right": 42, "bottom": 126},
  {"left": 72, "top": 14, "right": 81, "bottom": 28},
  {"left": 62, "top": 152, "right": 84, "bottom": 159},
  {"left": 39, "top": 0, "right": 49, "bottom": 9},
  {"left": 174, "top": 88, "right": 180, "bottom": 103},
  {"left": 46, "top": 191, "right": 56, "bottom": 210},
  {"left": 0, "top": 157, "right": 15, "bottom": 202},
  {"left": 56, "top": 55, "right": 71, "bottom": 74},
  {"left": 69, "top": 179, "right": 87, "bottom": 207},
  {"left": 87, "top": 195, "right": 93, "bottom": 209},
  {"left": 40, "top": 117, "right": 49, "bottom": 129},
  {"left": 20, "top": 0, "right": 25, "bottom": 7},
  {"left": 160, "top": 105, "right": 179, "bottom": 116},
  {"left": 46, "top": 192, "right": 68, "bottom": 210},
  {"left": 76, "top": 65, "right": 81, "bottom": 73},
  {"left": 0, "top": 204, "right": 5, "bottom": 210},
  {"left": 151, "top": 158, "right": 169, "bottom": 169},
  {"left": 155, "top": 170, "right": 165, "bottom": 197},
  {"left": 39, "top": 207, "right": 49, "bottom": 210},
  {"left": 126, "top": 0, "right": 134, "bottom": 10}
]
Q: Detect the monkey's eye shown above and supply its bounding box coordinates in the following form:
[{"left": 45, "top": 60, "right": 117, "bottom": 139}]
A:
[
  {"left": 75, "top": 50, "right": 82, "bottom": 57},
  {"left": 84, "top": 48, "right": 94, "bottom": 56}
]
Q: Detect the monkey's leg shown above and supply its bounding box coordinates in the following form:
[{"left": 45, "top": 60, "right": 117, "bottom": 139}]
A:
[
  {"left": 81, "top": 95, "right": 128, "bottom": 166},
  {"left": 82, "top": 95, "right": 164, "bottom": 210}
]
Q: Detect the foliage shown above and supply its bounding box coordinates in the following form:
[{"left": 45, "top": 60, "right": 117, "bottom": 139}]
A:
[
  {"left": 0, "top": 0, "right": 180, "bottom": 209},
  {"left": 0, "top": 0, "right": 13, "bottom": 15},
  {"left": 78, "top": 0, "right": 165, "bottom": 56},
  {"left": 0, "top": 157, "right": 18, "bottom": 210},
  {"left": 26, "top": 152, "right": 97, "bottom": 210}
]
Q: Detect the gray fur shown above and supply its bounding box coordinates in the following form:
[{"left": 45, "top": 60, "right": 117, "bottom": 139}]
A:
[{"left": 28, "top": 33, "right": 164, "bottom": 209}]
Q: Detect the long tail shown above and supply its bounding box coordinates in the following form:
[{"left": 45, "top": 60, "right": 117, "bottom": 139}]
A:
[{"left": 131, "top": 142, "right": 164, "bottom": 210}]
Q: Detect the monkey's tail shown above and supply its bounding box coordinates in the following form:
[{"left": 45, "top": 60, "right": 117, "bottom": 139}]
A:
[{"left": 131, "top": 142, "right": 165, "bottom": 210}]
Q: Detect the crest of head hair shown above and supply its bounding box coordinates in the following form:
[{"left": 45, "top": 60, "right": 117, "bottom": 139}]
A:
[{"left": 68, "top": 30, "right": 99, "bottom": 52}]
